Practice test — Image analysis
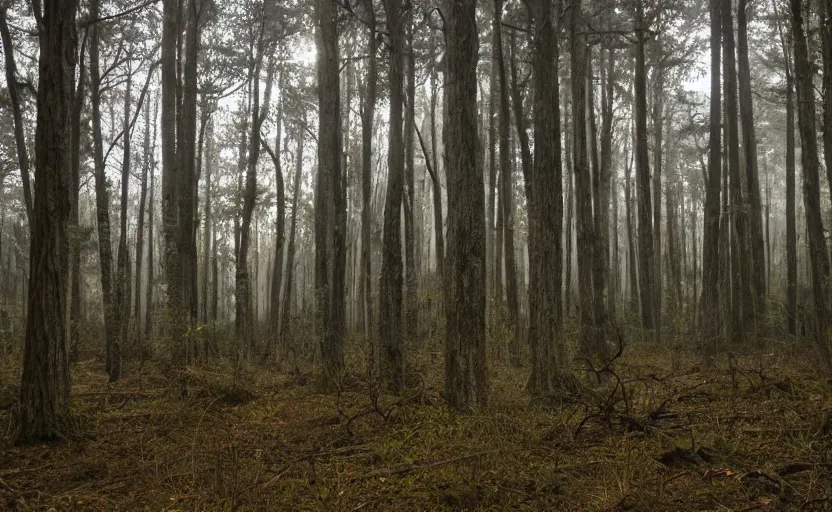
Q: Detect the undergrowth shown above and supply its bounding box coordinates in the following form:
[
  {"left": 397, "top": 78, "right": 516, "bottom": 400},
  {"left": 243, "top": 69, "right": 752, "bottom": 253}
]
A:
[{"left": 0, "top": 339, "right": 830, "bottom": 511}]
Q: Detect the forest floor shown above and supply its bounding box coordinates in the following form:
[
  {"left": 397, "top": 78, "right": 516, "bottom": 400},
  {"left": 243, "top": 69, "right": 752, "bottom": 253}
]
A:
[{"left": 1, "top": 338, "right": 831, "bottom": 511}]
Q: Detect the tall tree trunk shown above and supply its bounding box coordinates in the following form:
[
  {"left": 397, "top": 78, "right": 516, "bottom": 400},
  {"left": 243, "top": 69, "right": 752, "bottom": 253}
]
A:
[
  {"left": 239, "top": 27, "right": 275, "bottom": 358},
  {"left": 600, "top": 47, "right": 615, "bottom": 320},
  {"left": 737, "top": 0, "right": 766, "bottom": 325},
  {"left": 625, "top": 140, "right": 639, "bottom": 314},
  {"left": 488, "top": 23, "right": 500, "bottom": 305},
  {"left": 405, "top": 21, "right": 418, "bottom": 347},
  {"left": 723, "top": 0, "right": 752, "bottom": 342},
  {"left": 775, "top": 1, "right": 797, "bottom": 336},
  {"left": 379, "top": 0, "right": 405, "bottom": 390},
  {"left": 114, "top": 68, "right": 135, "bottom": 382},
  {"left": 444, "top": 0, "right": 487, "bottom": 410},
  {"left": 820, "top": 0, "right": 832, "bottom": 202},
  {"left": 527, "top": 0, "right": 566, "bottom": 395},
  {"left": 572, "top": 0, "right": 599, "bottom": 353},
  {"left": 179, "top": 0, "right": 201, "bottom": 349},
  {"left": 265, "top": 89, "right": 284, "bottom": 358},
  {"left": 587, "top": 47, "right": 609, "bottom": 354},
  {"left": 0, "top": 8, "right": 34, "bottom": 224},
  {"left": 634, "top": 0, "right": 656, "bottom": 337},
  {"left": 201, "top": 115, "right": 213, "bottom": 325},
  {"left": 316, "top": 0, "right": 345, "bottom": 383},
  {"left": 145, "top": 98, "right": 158, "bottom": 341},
  {"left": 429, "top": 56, "right": 444, "bottom": 281},
  {"left": 89, "top": 0, "right": 118, "bottom": 378},
  {"left": 281, "top": 123, "right": 305, "bottom": 348},
  {"left": 135, "top": 94, "right": 151, "bottom": 359},
  {"left": 790, "top": 0, "right": 832, "bottom": 371},
  {"left": 17, "top": 0, "right": 77, "bottom": 443},
  {"left": 360, "top": 0, "right": 377, "bottom": 342},
  {"left": 69, "top": 30, "right": 87, "bottom": 363},
  {"left": 701, "top": 0, "right": 722, "bottom": 356},
  {"left": 161, "top": 0, "right": 184, "bottom": 363},
  {"left": 651, "top": 68, "right": 664, "bottom": 341},
  {"left": 494, "top": 0, "right": 519, "bottom": 365}
]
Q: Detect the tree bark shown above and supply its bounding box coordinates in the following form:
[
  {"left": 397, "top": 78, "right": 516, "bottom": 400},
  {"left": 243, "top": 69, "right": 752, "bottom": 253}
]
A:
[
  {"left": 360, "top": 0, "right": 377, "bottom": 343},
  {"left": 790, "top": 0, "right": 832, "bottom": 371},
  {"left": 701, "top": 0, "right": 722, "bottom": 356},
  {"left": 17, "top": 0, "right": 77, "bottom": 443},
  {"left": 572, "top": 0, "right": 600, "bottom": 353},
  {"left": 69, "top": 30, "right": 87, "bottom": 363},
  {"left": 723, "top": 0, "right": 752, "bottom": 342},
  {"left": 404, "top": 20, "right": 418, "bottom": 348},
  {"left": 634, "top": 0, "right": 656, "bottom": 338},
  {"left": 774, "top": 0, "right": 797, "bottom": 336},
  {"left": 264, "top": 88, "right": 284, "bottom": 359},
  {"left": 737, "top": 0, "right": 766, "bottom": 324},
  {"left": 281, "top": 122, "right": 305, "bottom": 349},
  {"left": 820, "top": 0, "right": 832, "bottom": 203},
  {"left": 161, "top": 0, "right": 184, "bottom": 364},
  {"left": 89, "top": 0, "right": 118, "bottom": 379},
  {"left": 527, "top": 0, "right": 566, "bottom": 395},
  {"left": 494, "top": 0, "right": 519, "bottom": 366},
  {"left": 315, "top": 0, "right": 345, "bottom": 384},
  {"left": 444, "top": 0, "right": 487, "bottom": 411},
  {"left": 114, "top": 67, "right": 134, "bottom": 382},
  {"left": 379, "top": 0, "right": 405, "bottom": 390}
]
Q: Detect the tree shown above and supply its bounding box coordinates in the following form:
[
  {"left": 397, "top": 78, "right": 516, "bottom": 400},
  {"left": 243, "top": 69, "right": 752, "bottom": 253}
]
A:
[
  {"left": 737, "top": 0, "right": 766, "bottom": 323},
  {"left": 634, "top": 0, "right": 656, "bottom": 338},
  {"left": 89, "top": 0, "right": 119, "bottom": 380},
  {"left": 723, "top": 0, "right": 752, "bottom": 341},
  {"left": 379, "top": 0, "right": 405, "bottom": 390},
  {"left": 359, "top": 0, "right": 377, "bottom": 342},
  {"left": 701, "top": 0, "right": 722, "bottom": 356},
  {"left": 0, "top": 6, "right": 33, "bottom": 224},
  {"left": 789, "top": 0, "right": 832, "bottom": 371},
  {"left": 17, "top": 0, "right": 78, "bottom": 443},
  {"left": 493, "top": 0, "right": 519, "bottom": 366},
  {"left": 527, "top": 0, "right": 566, "bottom": 395},
  {"left": 315, "top": 0, "right": 345, "bottom": 384},
  {"left": 443, "top": 0, "right": 487, "bottom": 411}
]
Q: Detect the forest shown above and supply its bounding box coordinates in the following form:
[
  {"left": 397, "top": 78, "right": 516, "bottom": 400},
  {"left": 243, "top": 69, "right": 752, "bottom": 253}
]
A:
[{"left": 1, "top": 0, "right": 831, "bottom": 508}]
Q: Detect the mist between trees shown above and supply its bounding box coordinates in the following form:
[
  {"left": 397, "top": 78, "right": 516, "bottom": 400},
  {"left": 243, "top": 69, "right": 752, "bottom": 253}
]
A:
[{"left": 0, "top": 0, "right": 831, "bottom": 449}]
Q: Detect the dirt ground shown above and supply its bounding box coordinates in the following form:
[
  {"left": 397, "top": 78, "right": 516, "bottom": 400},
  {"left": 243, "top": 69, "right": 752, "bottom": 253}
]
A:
[{"left": 1, "top": 339, "right": 831, "bottom": 511}]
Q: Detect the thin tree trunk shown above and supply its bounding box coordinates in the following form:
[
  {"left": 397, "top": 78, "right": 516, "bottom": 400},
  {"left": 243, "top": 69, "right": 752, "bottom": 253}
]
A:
[
  {"left": 651, "top": 67, "right": 664, "bottom": 341},
  {"left": 0, "top": 9, "right": 34, "bottom": 224},
  {"left": 405, "top": 20, "right": 418, "bottom": 347},
  {"left": 701, "top": 0, "right": 722, "bottom": 355},
  {"left": 494, "top": 0, "right": 519, "bottom": 365},
  {"left": 264, "top": 87, "right": 284, "bottom": 358},
  {"left": 774, "top": 0, "right": 797, "bottom": 336},
  {"left": 69, "top": 30, "right": 88, "bottom": 363},
  {"left": 114, "top": 68, "right": 135, "bottom": 382},
  {"left": 145, "top": 98, "right": 158, "bottom": 341},
  {"left": 282, "top": 123, "right": 304, "bottom": 348},
  {"left": 90, "top": 0, "right": 118, "bottom": 378},
  {"left": 360, "top": 0, "right": 377, "bottom": 343}
]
